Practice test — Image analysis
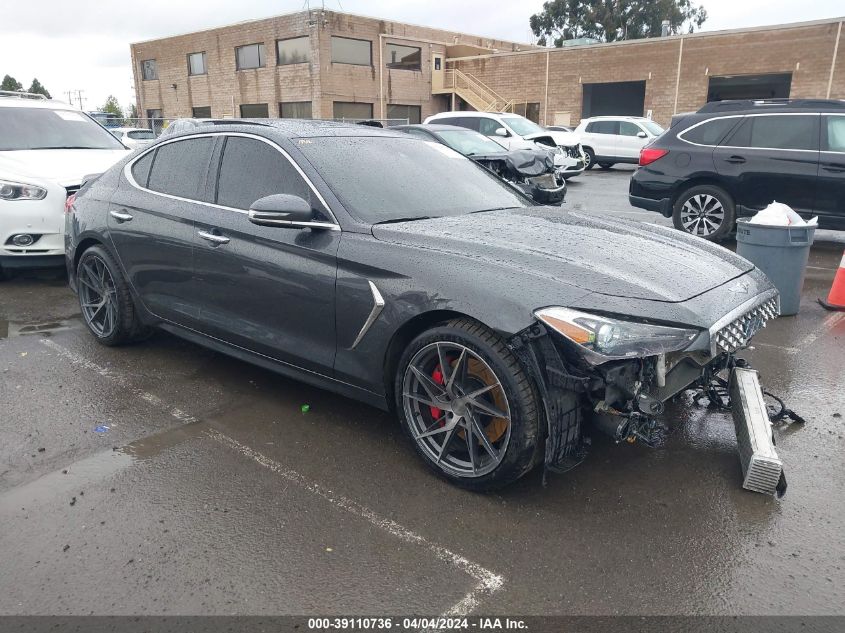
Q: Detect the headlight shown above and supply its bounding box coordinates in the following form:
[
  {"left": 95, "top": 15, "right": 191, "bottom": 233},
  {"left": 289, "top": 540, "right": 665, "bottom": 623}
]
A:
[
  {"left": 0, "top": 180, "right": 47, "bottom": 201},
  {"left": 534, "top": 307, "right": 698, "bottom": 362}
]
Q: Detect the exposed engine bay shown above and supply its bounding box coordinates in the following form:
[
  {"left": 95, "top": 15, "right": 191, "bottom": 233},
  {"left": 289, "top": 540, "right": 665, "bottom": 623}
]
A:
[
  {"left": 473, "top": 149, "right": 567, "bottom": 205},
  {"left": 508, "top": 314, "right": 803, "bottom": 496}
]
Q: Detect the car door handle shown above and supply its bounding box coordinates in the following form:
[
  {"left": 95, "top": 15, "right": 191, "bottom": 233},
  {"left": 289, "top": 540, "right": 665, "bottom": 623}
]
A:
[
  {"left": 822, "top": 163, "right": 845, "bottom": 173},
  {"left": 197, "top": 230, "right": 230, "bottom": 245},
  {"left": 724, "top": 155, "right": 746, "bottom": 164},
  {"left": 109, "top": 210, "right": 133, "bottom": 222}
]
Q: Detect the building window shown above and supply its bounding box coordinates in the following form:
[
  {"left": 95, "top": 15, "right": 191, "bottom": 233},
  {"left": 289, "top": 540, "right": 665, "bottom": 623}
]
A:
[
  {"left": 141, "top": 59, "right": 157, "bottom": 80},
  {"left": 236, "top": 43, "right": 265, "bottom": 70},
  {"left": 333, "top": 102, "right": 373, "bottom": 120},
  {"left": 280, "top": 102, "right": 312, "bottom": 119},
  {"left": 385, "top": 43, "right": 421, "bottom": 71},
  {"left": 387, "top": 104, "right": 421, "bottom": 124},
  {"left": 192, "top": 106, "right": 211, "bottom": 118},
  {"left": 513, "top": 102, "right": 541, "bottom": 124},
  {"left": 187, "top": 52, "right": 207, "bottom": 76},
  {"left": 277, "top": 36, "right": 310, "bottom": 65},
  {"left": 331, "top": 36, "right": 372, "bottom": 66},
  {"left": 146, "top": 108, "right": 162, "bottom": 120},
  {"left": 240, "top": 103, "right": 269, "bottom": 118}
]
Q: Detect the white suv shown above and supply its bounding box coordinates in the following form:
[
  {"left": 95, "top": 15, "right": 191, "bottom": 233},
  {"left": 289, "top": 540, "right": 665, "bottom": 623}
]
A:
[
  {"left": 0, "top": 92, "right": 129, "bottom": 278},
  {"left": 424, "top": 111, "right": 585, "bottom": 179},
  {"left": 574, "top": 116, "right": 665, "bottom": 170}
]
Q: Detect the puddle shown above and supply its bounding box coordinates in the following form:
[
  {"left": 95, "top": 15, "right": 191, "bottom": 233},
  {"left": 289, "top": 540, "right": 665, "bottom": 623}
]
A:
[
  {"left": 0, "top": 422, "right": 209, "bottom": 510},
  {"left": 0, "top": 318, "right": 79, "bottom": 340}
]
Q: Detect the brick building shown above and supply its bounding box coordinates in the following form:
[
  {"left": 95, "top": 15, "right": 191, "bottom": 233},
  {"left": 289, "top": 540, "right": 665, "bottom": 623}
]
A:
[{"left": 131, "top": 10, "right": 844, "bottom": 128}]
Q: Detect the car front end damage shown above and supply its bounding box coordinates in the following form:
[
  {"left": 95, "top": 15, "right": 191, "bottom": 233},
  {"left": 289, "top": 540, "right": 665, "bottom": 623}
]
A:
[
  {"left": 507, "top": 288, "right": 793, "bottom": 496},
  {"left": 473, "top": 150, "right": 567, "bottom": 205}
]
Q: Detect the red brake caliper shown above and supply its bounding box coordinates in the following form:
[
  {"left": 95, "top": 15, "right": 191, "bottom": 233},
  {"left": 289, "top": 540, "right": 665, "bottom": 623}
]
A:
[{"left": 430, "top": 365, "right": 445, "bottom": 424}]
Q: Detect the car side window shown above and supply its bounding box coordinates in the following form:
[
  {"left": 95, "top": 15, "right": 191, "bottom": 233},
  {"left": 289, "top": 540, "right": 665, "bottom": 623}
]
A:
[
  {"left": 403, "top": 129, "right": 431, "bottom": 140},
  {"left": 619, "top": 121, "right": 642, "bottom": 136},
  {"left": 588, "top": 121, "right": 619, "bottom": 135},
  {"left": 216, "top": 136, "right": 322, "bottom": 217},
  {"left": 146, "top": 137, "right": 214, "bottom": 200},
  {"left": 727, "top": 115, "right": 819, "bottom": 151},
  {"left": 824, "top": 116, "right": 845, "bottom": 152},
  {"left": 130, "top": 150, "right": 155, "bottom": 188},
  {"left": 477, "top": 118, "right": 501, "bottom": 136},
  {"left": 684, "top": 117, "right": 740, "bottom": 146}
]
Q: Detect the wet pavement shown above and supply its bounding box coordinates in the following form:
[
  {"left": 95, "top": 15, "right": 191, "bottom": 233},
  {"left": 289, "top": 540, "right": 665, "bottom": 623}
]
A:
[{"left": 1, "top": 169, "right": 844, "bottom": 618}]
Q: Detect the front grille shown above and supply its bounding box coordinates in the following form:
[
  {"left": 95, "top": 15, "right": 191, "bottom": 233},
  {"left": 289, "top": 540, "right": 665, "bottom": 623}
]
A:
[{"left": 713, "top": 297, "right": 779, "bottom": 354}]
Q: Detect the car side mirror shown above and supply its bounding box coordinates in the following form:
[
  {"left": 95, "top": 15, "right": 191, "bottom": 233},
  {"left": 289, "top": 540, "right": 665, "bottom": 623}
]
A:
[
  {"left": 494, "top": 127, "right": 509, "bottom": 137},
  {"left": 637, "top": 131, "right": 647, "bottom": 138},
  {"left": 248, "top": 194, "right": 314, "bottom": 227}
]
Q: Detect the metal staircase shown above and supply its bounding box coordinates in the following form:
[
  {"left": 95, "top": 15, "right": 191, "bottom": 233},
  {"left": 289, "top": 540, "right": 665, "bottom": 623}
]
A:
[{"left": 437, "top": 69, "right": 514, "bottom": 112}]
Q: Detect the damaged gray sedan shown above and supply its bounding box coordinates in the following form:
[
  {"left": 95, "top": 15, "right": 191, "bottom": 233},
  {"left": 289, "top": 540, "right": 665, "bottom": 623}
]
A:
[{"left": 65, "top": 120, "right": 782, "bottom": 492}]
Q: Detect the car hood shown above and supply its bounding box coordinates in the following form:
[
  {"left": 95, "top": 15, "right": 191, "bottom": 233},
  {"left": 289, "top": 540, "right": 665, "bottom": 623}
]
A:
[
  {"left": 0, "top": 149, "right": 130, "bottom": 187},
  {"left": 523, "top": 130, "right": 580, "bottom": 146},
  {"left": 372, "top": 209, "right": 755, "bottom": 303}
]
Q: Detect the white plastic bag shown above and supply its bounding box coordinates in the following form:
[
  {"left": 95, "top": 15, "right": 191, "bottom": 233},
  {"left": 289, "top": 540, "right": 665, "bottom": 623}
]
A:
[{"left": 748, "top": 201, "right": 818, "bottom": 226}]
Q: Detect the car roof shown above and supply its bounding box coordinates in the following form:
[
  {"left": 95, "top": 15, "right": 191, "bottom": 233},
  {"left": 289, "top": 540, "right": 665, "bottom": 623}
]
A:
[
  {"left": 396, "top": 123, "right": 479, "bottom": 133},
  {"left": 429, "top": 111, "right": 509, "bottom": 119},
  {"left": 0, "top": 96, "right": 77, "bottom": 110},
  {"left": 697, "top": 98, "right": 845, "bottom": 114},
  {"left": 160, "top": 118, "right": 409, "bottom": 141},
  {"left": 583, "top": 115, "right": 650, "bottom": 121}
]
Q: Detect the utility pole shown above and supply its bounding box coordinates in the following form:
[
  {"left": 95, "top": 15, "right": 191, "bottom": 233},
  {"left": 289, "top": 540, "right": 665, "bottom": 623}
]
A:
[
  {"left": 64, "top": 91, "right": 75, "bottom": 107},
  {"left": 76, "top": 89, "right": 86, "bottom": 111}
]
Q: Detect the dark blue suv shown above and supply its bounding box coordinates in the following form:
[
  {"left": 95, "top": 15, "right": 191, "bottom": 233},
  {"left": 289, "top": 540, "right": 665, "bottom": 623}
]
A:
[{"left": 629, "top": 99, "right": 845, "bottom": 241}]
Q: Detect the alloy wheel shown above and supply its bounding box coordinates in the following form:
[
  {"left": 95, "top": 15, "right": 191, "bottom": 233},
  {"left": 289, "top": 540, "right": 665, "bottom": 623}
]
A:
[
  {"left": 402, "top": 342, "right": 511, "bottom": 478},
  {"left": 680, "top": 193, "right": 725, "bottom": 237},
  {"left": 78, "top": 255, "right": 119, "bottom": 338}
]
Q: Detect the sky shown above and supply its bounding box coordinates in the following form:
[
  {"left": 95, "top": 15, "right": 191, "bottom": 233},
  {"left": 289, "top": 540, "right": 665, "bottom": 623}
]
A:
[{"left": 1, "top": 0, "right": 842, "bottom": 113}]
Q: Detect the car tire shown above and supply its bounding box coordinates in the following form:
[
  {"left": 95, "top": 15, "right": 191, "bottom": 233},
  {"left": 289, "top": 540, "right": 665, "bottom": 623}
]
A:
[
  {"left": 583, "top": 147, "right": 595, "bottom": 170},
  {"left": 0, "top": 266, "right": 6, "bottom": 282},
  {"left": 76, "top": 245, "right": 151, "bottom": 346},
  {"left": 395, "top": 317, "right": 541, "bottom": 491},
  {"left": 672, "top": 185, "right": 736, "bottom": 242},
  {"left": 598, "top": 162, "right": 613, "bottom": 170}
]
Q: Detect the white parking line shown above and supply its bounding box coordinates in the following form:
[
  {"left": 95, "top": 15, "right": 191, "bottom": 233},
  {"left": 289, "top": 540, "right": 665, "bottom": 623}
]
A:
[
  {"left": 797, "top": 312, "right": 845, "bottom": 349},
  {"left": 39, "top": 337, "right": 505, "bottom": 616}
]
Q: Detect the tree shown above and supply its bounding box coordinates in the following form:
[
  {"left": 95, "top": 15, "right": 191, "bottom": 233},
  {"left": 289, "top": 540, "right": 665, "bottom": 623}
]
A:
[
  {"left": 1, "top": 74, "right": 23, "bottom": 91},
  {"left": 27, "top": 78, "right": 51, "bottom": 98},
  {"left": 101, "top": 95, "right": 124, "bottom": 119},
  {"left": 530, "top": 0, "right": 707, "bottom": 46},
  {"left": 128, "top": 102, "right": 138, "bottom": 120}
]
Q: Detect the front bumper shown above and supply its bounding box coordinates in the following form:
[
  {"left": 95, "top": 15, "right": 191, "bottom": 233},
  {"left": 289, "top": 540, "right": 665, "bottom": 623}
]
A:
[{"left": 0, "top": 181, "right": 69, "bottom": 263}]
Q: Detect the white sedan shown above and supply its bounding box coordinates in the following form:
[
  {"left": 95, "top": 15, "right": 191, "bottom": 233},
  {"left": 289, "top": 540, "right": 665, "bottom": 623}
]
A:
[{"left": 109, "top": 127, "right": 157, "bottom": 150}]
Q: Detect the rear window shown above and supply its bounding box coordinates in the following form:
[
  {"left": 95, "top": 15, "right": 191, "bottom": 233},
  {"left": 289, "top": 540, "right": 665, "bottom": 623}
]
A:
[
  {"left": 681, "top": 117, "right": 740, "bottom": 146},
  {"left": 127, "top": 130, "right": 155, "bottom": 140},
  {"left": 0, "top": 107, "right": 126, "bottom": 151}
]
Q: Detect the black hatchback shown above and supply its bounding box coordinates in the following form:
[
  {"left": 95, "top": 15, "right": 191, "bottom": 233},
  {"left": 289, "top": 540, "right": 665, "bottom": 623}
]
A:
[{"left": 629, "top": 99, "right": 845, "bottom": 241}]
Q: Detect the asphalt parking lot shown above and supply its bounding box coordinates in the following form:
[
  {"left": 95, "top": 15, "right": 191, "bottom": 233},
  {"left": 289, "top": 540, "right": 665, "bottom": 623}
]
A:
[{"left": 1, "top": 167, "right": 844, "bottom": 621}]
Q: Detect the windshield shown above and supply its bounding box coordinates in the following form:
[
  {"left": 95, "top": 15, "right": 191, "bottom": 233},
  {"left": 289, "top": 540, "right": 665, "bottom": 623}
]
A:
[
  {"left": 500, "top": 115, "right": 544, "bottom": 136},
  {"left": 437, "top": 130, "right": 506, "bottom": 156},
  {"left": 642, "top": 120, "right": 665, "bottom": 136},
  {"left": 297, "top": 136, "right": 529, "bottom": 223},
  {"left": 0, "top": 107, "right": 126, "bottom": 151}
]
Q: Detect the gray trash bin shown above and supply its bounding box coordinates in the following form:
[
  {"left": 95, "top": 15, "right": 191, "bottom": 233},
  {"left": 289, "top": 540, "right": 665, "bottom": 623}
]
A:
[{"left": 736, "top": 219, "right": 816, "bottom": 316}]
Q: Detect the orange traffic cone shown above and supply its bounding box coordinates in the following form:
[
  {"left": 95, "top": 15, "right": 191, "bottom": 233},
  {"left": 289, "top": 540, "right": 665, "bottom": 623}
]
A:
[{"left": 819, "top": 249, "right": 845, "bottom": 311}]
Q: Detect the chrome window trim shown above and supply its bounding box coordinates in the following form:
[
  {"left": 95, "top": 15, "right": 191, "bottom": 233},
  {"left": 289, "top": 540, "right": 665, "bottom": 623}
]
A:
[
  {"left": 349, "top": 281, "right": 385, "bottom": 350},
  {"left": 678, "top": 112, "right": 821, "bottom": 151},
  {"left": 707, "top": 288, "right": 780, "bottom": 355},
  {"left": 123, "top": 131, "right": 341, "bottom": 230}
]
